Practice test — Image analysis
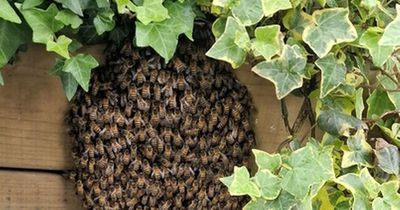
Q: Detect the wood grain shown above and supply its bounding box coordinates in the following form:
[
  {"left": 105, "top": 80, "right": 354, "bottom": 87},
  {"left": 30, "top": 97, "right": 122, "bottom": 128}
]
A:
[{"left": 0, "top": 170, "right": 83, "bottom": 210}]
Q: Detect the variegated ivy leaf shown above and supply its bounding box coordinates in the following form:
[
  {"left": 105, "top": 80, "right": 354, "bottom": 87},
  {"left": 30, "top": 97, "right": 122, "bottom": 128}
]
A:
[
  {"left": 253, "top": 170, "right": 281, "bottom": 200},
  {"left": 342, "top": 129, "right": 373, "bottom": 168},
  {"left": 251, "top": 25, "right": 283, "bottom": 60},
  {"left": 355, "top": 88, "right": 365, "bottom": 120},
  {"left": 317, "top": 110, "right": 367, "bottom": 137},
  {"left": 378, "top": 59, "right": 400, "bottom": 109},
  {"left": 206, "top": 17, "right": 249, "bottom": 68},
  {"left": 261, "top": 0, "right": 292, "bottom": 17},
  {"left": 379, "top": 5, "right": 400, "bottom": 46},
  {"left": 303, "top": 8, "right": 357, "bottom": 58},
  {"left": 281, "top": 142, "right": 335, "bottom": 200},
  {"left": 336, "top": 168, "right": 380, "bottom": 210},
  {"left": 252, "top": 149, "right": 281, "bottom": 171},
  {"left": 366, "top": 89, "right": 395, "bottom": 118},
  {"left": 211, "top": 17, "right": 226, "bottom": 38},
  {"left": 252, "top": 45, "right": 307, "bottom": 99},
  {"left": 265, "top": 191, "right": 297, "bottom": 210},
  {"left": 374, "top": 138, "right": 400, "bottom": 175},
  {"left": 243, "top": 199, "right": 266, "bottom": 210},
  {"left": 315, "top": 53, "right": 346, "bottom": 98},
  {"left": 359, "top": 28, "right": 394, "bottom": 67},
  {"left": 282, "top": 9, "right": 313, "bottom": 40},
  {"left": 372, "top": 181, "right": 400, "bottom": 210},
  {"left": 232, "top": 0, "right": 263, "bottom": 26},
  {"left": 46, "top": 35, "right": 72, "bottom": 59},
  {"left": 0, "top": 0, "right": 22, "bottom": 23},
  {"left": 212, "top": 0, "right": 235, "bottom": 8},
  {"left": 133, "top": 0, "right": 169, "bottom": 25},
  {"left": 114, "top": 0, "right": 130, "bottom": 13},
  {"left": 220, "top": 166, "right": 261, "bottom": 198}
]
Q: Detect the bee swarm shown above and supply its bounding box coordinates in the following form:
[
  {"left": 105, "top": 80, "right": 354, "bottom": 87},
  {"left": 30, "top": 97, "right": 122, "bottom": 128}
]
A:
[{"left": 67, "top": 37, "right": 255, "bottom": 209}]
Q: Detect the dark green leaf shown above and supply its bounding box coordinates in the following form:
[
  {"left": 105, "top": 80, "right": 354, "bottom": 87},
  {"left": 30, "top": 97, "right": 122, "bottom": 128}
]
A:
[
  {"left": 315, "top": 53, "right": 346, "bottom": 98},
  {"left": 0, "top": 20, "right": 30, "bottom": 68},
  {"left": 318, "top": 110, "right": 368, "bottom": 136},
  {"left": 62, "top": 54, "right": 99, "bottom": 91},
  {"left": 374, "top": 138, "right": 400, "bottom": 175},
  {"left": 93, "top": 8, "right": 115, "bottom": 35},
  {"left": 54, "top": 0, "right": 83, "bottom": 16}
]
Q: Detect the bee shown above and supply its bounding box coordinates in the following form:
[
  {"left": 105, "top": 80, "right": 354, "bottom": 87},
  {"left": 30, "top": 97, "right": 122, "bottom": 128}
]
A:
[
  {"left": 182, "top": 115, "right": 192, "bottom": 130},
  {"left": 223, "top": 97, "right": 233, "bottom": 114},
  {"left": 161, "top": 127, "right": 173, "bottom": 143},
  {"left": 90, "top": 121, "right": 101, "bottom": 134},
  {"left": 157, "top": 70, "right": 168, "bottom": 84},
  {"left": 232, "top": 143, "right": 242, "bottom": 158},
  {"left": 184, "top": 153, "right": 196, "bottom": 162},
  {"left": 99, "top": 176, "right": 108, "bottom": 190},
  {"left": 172, "top": 57, "right": 186, "bottom": 72},
  {"left": 217, "top": 115, "right": 228, "bottom": 129},
  {"left": 96, "top": 155, "right": 108, "bottom": 169},
  {"left": 143, "top": 144, "right": 154, "bottom": 160},
  {"left": 152, "top": 83, "right": 161, "bottom": 101},
  {"left": 146, "top": 124, "right": 158, "bottom": 138},
  {"left": 200, "top": 152, "right": 209, "bottom": 165},
  {"left": 110, "top": 138, "right": 122, "bottom": 153},
  {"left": 158, "top": 103, "right": 166, "bottom": 119},
  {"left": 113, "top": 109, "right": 125, "bottom": 126},
  {"left": 134, "top": 68, "right": 146, "bottom": 84},
  {"left": 130, "top": 144, "right": 138, "bottom": 157},
  {"left": 187, "top": 136, "right": 197, "bottom": 148},
  {"left": 140, "top": 59, "right": 149, "bottom": 75},
  {"left": 88, "top": 107, "right": 98, "bottom": 121},
  {"left": 132, "top": 50, "right": 140, "bottom": 60},
  {"left": 167, "top": 93, "right": 177, "bottom": 109},
  {"left": 81, "top": 132, "right": 92, "bottom": 145},
  {"left": 171, "top": 110, "right": 181, "bottom": 124},
  {"left": 122, "top": 149, "right": 131, "bottom": 165},
  {"left": 96, "top": 191, "right": 107, "bottom": 207},
  {"left": 242, "top": 118, "right": 251, "bottom": 132},
  {"left": 88, "top": 158, "right": 95, "bottom": 174},
  {"left": 197, "top": 116, "right": 207, "bottom": 132},
  {"left": 111, "top": 183, "right": 123, "bottom": 200},
  {"left": 162, "top": 78, "right": 174, "bottom": 97},
  {"left": 133, "top": 112, "right": 143, "bottom": 128},
  {"left": 91, "top": 81, "right": 100, "bottom": 96},
  {"left": 124, "top": 101, "right": 134, "bottom": 117},
  {"left": 174, "top": 195, "right": 183, "bottom": 208},
  {"left": 198, "top": 166, "right": 207, "bottom": 180},
  {"left": 105, "top": 160, "right": 114, "bottom": 176},
  {"left": 128, "top": 84, "right": 138, "bottom": 101},
  {"left": 149, "top": 69, "right": 158, "bottom": 83},
  {"left": 120, "top": 76, "right": 130, "bottom": 90},
  {"left": 92, "top": 181, "right": 101, "bottom": 196},
  {"left": 173, "top": 133, "right": 183, "bottom": 147},
  {"left": 211, "top": 148, "right": 220, "bottom": 163},
  {"left": 137, "top": 127, "right": 148, "bottom": 142},
  {"left": 75, "top": 180, "right": 84, "bottom": 196},
  {"left": 208, "top": 108, "right": 219, "bottom": 130},
  {"left": 164, "top": 144, "right": 172, "bottom": 160},
  {"left": 118, "top": 137, "right": 127, "bottom": 149},
  {"left": 176, "top": 73, "right": 187, "bottom": 91},
  {"left": 137, "top": 97, "right": 150, "bottom": 111},
  {"left": 188, "top": 199, "right": 198, "bottom": 209},
  {"left": 150, "top": 107, "right": 160, "bottom": 127},
  {"left": 126, "top": 197, "right": 138, "bottom": 208},
  {"left": 101, "top": 98, "right": 109, "bottom": 110},
  {"left": 151, "top": 164, "right": 163, "bottom": 180},
  {"left": 174, "top": 150, "right": 182, "bottom": 163},
  {"left": 137, "top": 173, "right": 146, "bottom": 188},
  {"left": 177, "top": 181, "right": 186, "bottom": 194},
  {"left": 160, "top": 201, "right": 172, "bottom": 210},
  {"left": 218, "top": 137, "right": 227, "bottom": 151},
  {"left": 102, "top": 109, "right": 113, "bottom": 124},
  {"left": 142, "top": 159, "right": 152, "bottom": 175},
  {"left": 131, "top": 157, "right": 141, "bottom": 171},
  {"left": 238, "top": 129, "right": 246, "bottom": 143},
  {"left": 79, "top": 155, "right": 89, "bottom": 168},
  {"left": 141, "top": 82, "right": 151, "bottom": 98},
  {"left": 210, "top": 131, "right": 220, "bottom": 146},
  {"left": 148, "top": 195, "right": 157, "bottom": 207}
]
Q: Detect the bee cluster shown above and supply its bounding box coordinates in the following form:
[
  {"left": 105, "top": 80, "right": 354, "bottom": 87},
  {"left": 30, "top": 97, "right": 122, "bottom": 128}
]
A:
[{"left": 67, "top": 36, "right": 255, "bottom": 209}]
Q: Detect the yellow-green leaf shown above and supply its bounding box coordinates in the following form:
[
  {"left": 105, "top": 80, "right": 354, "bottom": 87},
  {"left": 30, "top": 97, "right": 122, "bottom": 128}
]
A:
[
  {"left": 0, "top": 0, "right": 22, "bottom": 23},
  {"left": 221, "top": 166, "right": 261, "bottom": 198},
  {"left": 359, "top": 27, "right": 394, "bottom": 67},
  {"left": 366, "top": 89, "right": 395, "bottom": 119},
  {"left": 134, "top": 0, "right": 169, "bottom": 25},
  {"left": 46, "top": 35, "right": 72, "bottom": 59},
  {"left": 303, "top": 8, "right": 357, "bottom": 58},
  {"left": 251, "top": 25, "right": 283, "bottom": 60},
  {"left": 232, "top": 0, "right": 263, "bottom": 26},
  {"left": 379, "top": 5, "right": 400, "bottom": 46},
  {"left": 252, "top": 149, "right": 282, "bottom": 171},
  {"left": 261, "top": 0, "right": 292, "bottom": 17}
]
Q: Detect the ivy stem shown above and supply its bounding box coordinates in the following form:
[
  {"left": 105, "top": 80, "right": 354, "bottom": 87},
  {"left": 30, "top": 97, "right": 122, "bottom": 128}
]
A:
[{"left": 280, "top": 98, "right": 293, "bottom": 135}]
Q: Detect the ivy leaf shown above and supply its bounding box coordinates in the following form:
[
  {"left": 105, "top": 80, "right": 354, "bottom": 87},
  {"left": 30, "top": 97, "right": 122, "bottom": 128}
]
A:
[
  {"left": 0, "top": 71, "right": 3, "bottom": 86},
  {"left": 355, "top": 88, "right": 365, "bottom": 119},
  {"left": 281, "top": 142, "right": 334, "bottom": 200},
  {"left": 55, "top": 10, "right": 83, "bottom": 29},
  {"left": 359, "top": 28, "right": 394, "bottom": 67},
  {"left": 0, "top": 20, "right": 29, "bottom": 68},
  {"left": 282, "top": 9, "right": 313, "bottom": 40},
  {"left": 261, "top": 0, "right": 292, "bottom": 17},
  {"left": 335, "top": 168, "right": 380, "bottom": 210},
  {"left": 342, "top": 129, "right": 373, "bottom": 168},
  {"left": 93, "top": 8, "right": 115, "bottom": 35},
  {"left": 253, "top": 170, "right": 281, "bottom": 200},
  {"left": 378, "top": 69, "right": 400, "bottom": 109},
  {"left": 232, "top": 0, "right": 263, "bottom": 26},
  {"left": 303, "top": 8, "right": 357, "bottom": 58},
  {"left": 317, "top": 110, "right": 367, "bottom": 137},
  {"left": 377, "top": 123, "right": 400, "bottom": 148},
  {"left": 251, "top": 25, "right": 283, "bottom": 60},
  {"left": 374, "top": 181, "right": 400, "bottom": 209},
  {"left": 96, "top": 0, "right": 110, "bottom": 7},
  {"left": 62, "top": 54, "right": 99, "bottom": 91},
  {"left": 206, "top": 17, "right": 248, "bottom": 68},
  {"left": 379, "top": 5, "right": 400, "bottom": 46},
  {"left": 22, "top": 0, "right": 44, "bottom": 9},
  {"left": 16, "top": 3, "right": 64, "bottom": 44},
  {"left": 136, "top": 0, "right": 195, "bottom": 61},
  {"left": 252, "top": 149, "right": 281, "bottom": 171},
  {"left": 366, "top": 89, "right": 395, "bottom": 119},
  {"left": 114, "top": 0, "right": 130, "bottom": 13},
  {"left": 54, "top": 0, "right": 83, "bottom": 16},
  {"left": 0, "top": 0, "right": 22, "bottom": 23},
  {"left": 374, "top": 138, "right": 400, "bottom": 175},
  {"left": 50, "top": 59, "right": 78, "bottom": 100},
  {"left": 315, "top": 53, "right": 346, "bottom": 98},
  {"left": 265, "top": 190, "right": 297, "bottom": 210},
  {"left": 220, "top": 166, "right": 261, "bottom": 198},
  {"left": 252, "top": 45, "right": 307, "bottom": 99},
  {"left": 134, "top": 0, "right": 169, "bottom": 25},
  {"left": 46, "top": 35, "right": 72, "bottom": 59},
  {"left": 243, "top": 199, "right": 266, "bottom": 210},
  {"left": 212, "top": 17, "right": 226, "bottom": 38}
]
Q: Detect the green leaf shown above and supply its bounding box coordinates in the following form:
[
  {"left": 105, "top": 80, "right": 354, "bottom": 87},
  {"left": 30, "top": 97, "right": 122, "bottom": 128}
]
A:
[
  {"left": 0, "top": 0, "right": 22, "bottom": 23},
  {"left": 281, "top": 142, "right": 334, "bottom": 200},
  {"left": 96, "top": 0, "right": 110, "bottom": 7},
  {"left": 303, "top": 8, "right": 357, "bottom": 58},
  {"left": 378, "top": 69, "right": 400, "bottom": 109},
  {"left": 62, "top": 54, "right": 99, "bottom": 91},
  {"left": 232, "top": 0, "right": 263, "bottom": 26},
  {"left": 46, "top": 35, "right": 72, "bottom": 59},
  {"left": 265, "top": 190, "right": 297, "bottom": 210},
  {"left": 379, "top": 5, "right": 400, "bottom": 46},
  {"left": 212, "top": 17, "right": 226, "bottom": 38},
  {"left": 0, "top": 71, "right": 3, "bottom": 86},
  {"left": 342, "top": 129, "right": 373, "bottom": 168},
  {"left": 359, "top": 28, "right": 394, "bottom": 67},
  {"left": 366, "top": 89, "right": 395, "bottom": 119},
  {"left": 335, "top": 168, "right": 380, "bottom": 210},
  {"left": 0, "top": 20, "right": 29, "bottom": 68},
  {"left": 243, "top": 199, "right": 267, "bottom": 210},
  {"left": 283, "top": 9, "right": 313, "bottom": 40},
  {"left": 372, "top": 197, "right": 392, "bottom": 210},
  {"left": 93, "top": 8, "right": 115, "bottom": 35},
  {"left": 261, "top": 0, "right": 292, "bottom": 17},
  {"left": 252, "top": 149, "right": 281, "bottom": 171},
  {"left": 377, "top": 181, "right": 400, "bottom": 209},
  {"left": 54, "top": 0, "right": 83, "bottom": 16},
  {"left": 355, "top": 88, "right": 365, "bottom": 120},
  {"left": 252, "top": 45, "right": 307, "bottom": 99},
  {"left": 206, "top": 17, "right": 248, "bottom": 68},
  {"left": 22, "top": 0, "right": 44, "bottom": 9},
  {"left": 253, "top": 170, "right": 281, "bottom": 200},
  {"left": 50, "top": 59, "right": 78, "bottom": 100},
  {"left": 251, "top": 25, "right": 283, "bottom": 60},
  {"left": 135, "top": 0, "right": 195, "bottom": 61},
  {"left": 134, "top": 0, "right": 169, "bottom": 25},
  {"left": 315, "top": 53, "right": 346, "bottom": 98},
  {"left": 55, "top": 10, "right": 83, "bottom": 29},
  {"left": 114, "top": 0, "right": 130, "bottom": 13},
  {"left": 16, "top": 3, "right": 64, "bottom": 44},
  {"left": 212, "top": 0, "right": 235, "bottom": 8},
  {"left": 377, "top": 123, "right": 400, "bottom": 148},
  {"left": 317, "top": 110, "right": 367, "bottom": 137},
  {"left": 374, "top": 138, "right": 400, "bottom": 175},
  {"left": 223, "top": 166, "right": 261, "bottom": 198}
]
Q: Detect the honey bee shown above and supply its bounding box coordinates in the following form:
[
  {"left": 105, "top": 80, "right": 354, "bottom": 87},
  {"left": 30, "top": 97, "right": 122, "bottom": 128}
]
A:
[
  {"left": 105, "top": 144, "right": 115, "bottom": 159},
  {"left": 176, "top": 73, "right": 187, "bottom": 91},
  {"left": 101, "top": 98, "right": 109, "bottom": 110},
  {"left": 162, "top": 78, "right": 174, "bottom": 97},
  {"left": 200, "top": 152, "right": 209, "bottom": 165},
  {"left": 172, "top": 57, "right": 186, "bottom": 72},
  {"left": 158, "top": 103, "right": 166, "bottom": 119},
  {"left": 75, "top": 180, "right": 84, "bottom": 196},
  {"left": 105, "top": 160, "right": 114, "bottom": 176},
  {"left": 122, "top": 149, "right": 131, "bottom": 165},
  {"left": 174, "top": 195, "right": 183, "bottom": 208},
  {"left": 173, "top": 133, "right": 183, "bottom": 147},
  {"left": 137, "top": 127, "right": 148, "bottom": 142},
  {"left": 126, "top": 197, "right": 138, "bottom": 208},
  {"left": 137, "top": 173, "right": 146, "bottom": 188},
  {"left": 130, "top": 144, "right": 138, "bottom": 157},
  {"left": 110, "top": 138, "right": 122, "bottom": 153},
  {"left": 199, "top": 136, "right": 207, "bottom": 150},
  {"left": 99, "top": 176, "right": 108, "bottom": 190},
  {"left": 141, "top": 82, "right": 151, "bottom": 98},
  {"left": 184, "top": 153, "right": 196, "bottom": 162},
  {"left": 223, "top": 97, "right": 233, "bottom": 114},
  {"left": 111, "top": 183, "right": 123, "bottom": 200},
  {"left": 142, "top": 159, "right": 152, "bottom": 175},
  {"left": 132, "top": 50, "right": 140, "bottom": 60},
  {"left": 79, "top": 155, "right": 89, "bottom": 168},
  {"left": 161, "top": 127, "right": 173, "bottom": 143},
  {"left": 124, "top": 101, "right": 134, "bottom": 117},
  {"left": 160, "top": 200, "right": 172, "bottom": 210},
  {"left": 177, "top": 181, "right": 186, "bottom": 194},
  {"left": 146, "top": 124, "right": 158, "bottom": 138},
  {"left": 149, "top": 69, "right": 158, "bottom": 83},
  {"left": 148, "top": 195, "right": 157, "bottom": 207},
  {"left": 242, "top": 118, "right": 251, "bottom": 132},
  {"left": 96, "top": 155, "right": 108, "bottom": 169},
  {"left": 174, "top": 151, "right": 182, "bottom": 163},
  {"left": 137, "top": 97, "right": 150, "bottom": 112},
  {"left": 151, "top": 164, "right": 163, "bottom": 180},
  {"left": 120, "top": 76, "right": 130, "bottom": 90},
  {"left": 217, "top": 115, "right": 228, "bottom": 129},
  {"left": 133, "top": 112, "right": 144, "bottom": 128},
  {"left": 134, "top": 68, "right": 146, "bottom": 84},
  {"left": 210, "top": 131, "right": 220, "bottom": 146},
  {"left": 96, "top": 191, "right": 107, "bottom": 207},
  {"left": 197, "top": 116, "right": 207, "bottom": 132},
  {"left": 143, "top": 144, "right": 154, "bottom": 160},
  {"left": 88, "top": 107, "right": 98, "bottom": 121},
  {"left": 150, "top": 108, "right": 160, "bottom": 127},
  {"left": 82, "top": 132, "right": 92, "bottom": 145},
  {"left": 92, "top": 181, "right": 101, "bottom": 196},
  {"left": 232, "top": 143, "right": 242, "bottom": 158},
  {"left": 208, "top": 108, "right": 219, "bottom": 129},
  {"left": 164, "top": 144, "right": 172, "bottom": 160},
  {"left": 113, "top": 108, "right": 125, "bottom": 126},
  {"left": 131, "top": 156, "right": 141, "bottom": 171},
  {"left": 90, "top": 121, "right": 101, "bottom": 134},
  {"left": 102, "top": 109, "right": 113, "bottom": 124},
  {"left": 167, "top": 93, "right": 177, "bottom": 109},
  {"left": 91, "top": 81, "right": 100, "bottom": 96},
  {"left": 187, "top": 136, "right": 197, "bottom": 148},
  {"left": 88, "top": 158, "right": 95, "bottom": 174},
  {"left": 128, "top": 84, "right": 138, "bottom": 101},
  {"left": 171, "top": 110, "right": 181, "bottom": 124}
]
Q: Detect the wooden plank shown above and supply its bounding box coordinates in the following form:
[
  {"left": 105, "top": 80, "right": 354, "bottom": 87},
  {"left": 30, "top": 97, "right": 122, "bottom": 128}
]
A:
[
  {"left": 0, "top": 170, "right": 83, "bottom": 210},
  {"left": 0, "top": 44, "right": 105, "bottom": 170}
]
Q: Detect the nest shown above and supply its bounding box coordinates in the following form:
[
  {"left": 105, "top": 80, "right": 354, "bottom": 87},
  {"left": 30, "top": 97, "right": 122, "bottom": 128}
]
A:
[{"left": 67, "top": 33, "right": 255, "bottom": 209}]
